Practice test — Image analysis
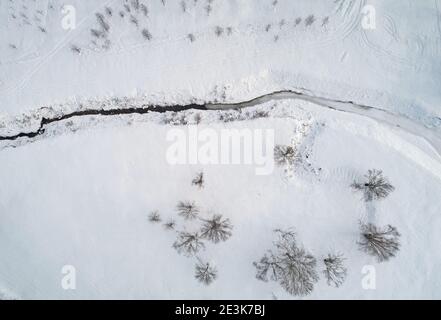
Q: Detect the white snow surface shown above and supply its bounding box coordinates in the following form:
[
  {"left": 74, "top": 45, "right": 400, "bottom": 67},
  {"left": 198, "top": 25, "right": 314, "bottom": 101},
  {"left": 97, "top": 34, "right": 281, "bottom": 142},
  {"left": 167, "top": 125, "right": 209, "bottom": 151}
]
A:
[{"left": 0, "top": 0, "right": 441, "bottom": 299}]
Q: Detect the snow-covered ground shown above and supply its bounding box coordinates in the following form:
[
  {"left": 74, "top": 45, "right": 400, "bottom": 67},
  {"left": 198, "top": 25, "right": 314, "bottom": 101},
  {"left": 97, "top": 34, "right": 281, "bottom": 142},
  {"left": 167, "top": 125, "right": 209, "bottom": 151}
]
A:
[{"left": 0, "top": 0, "right": 440, "bottom": 299}]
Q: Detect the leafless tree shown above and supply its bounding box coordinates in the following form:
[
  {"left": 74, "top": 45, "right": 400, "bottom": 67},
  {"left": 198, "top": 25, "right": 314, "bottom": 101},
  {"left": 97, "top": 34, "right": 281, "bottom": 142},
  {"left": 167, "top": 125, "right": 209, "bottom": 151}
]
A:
[
  {"left": 323, "top": 253, "right": 347, "bottom": 287},
  {"left": 192, "top": 172, "right": 204, "bottom": 188},
  {"left": 358, "top": 223, "right": 401, "bottom": 262},
  {"left": 195, "top": 259, "right": 217, "bottom": 285},
  {"left": 177, "top": 201, "right": 200, "bottom": 220},
  {"left": 351, "top": 169, "right": 395, "bottom": 201},
  {"left": 148, "top": 211, "right": 161, "bottom": 223},
  {"left": 173, "top": 231, "right": 205, "bottom": 256},
  {"left": 253, "top": 229, "right": 318, "bottom": 296},
  {"left": 200, "top": 214, "right": 233, "bottom": 243}
]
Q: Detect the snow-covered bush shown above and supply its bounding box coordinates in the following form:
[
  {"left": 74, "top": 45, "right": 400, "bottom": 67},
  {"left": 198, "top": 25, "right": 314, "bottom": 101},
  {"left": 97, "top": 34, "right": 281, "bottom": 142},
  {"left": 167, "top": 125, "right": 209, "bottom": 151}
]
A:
[
  {"left": 351, "top": 169, "right": 395, "bottom": 201},
  {"left": 253, "top": 229, "right": 318, "bottom": 296},
  {"left": 274, "top": 145, "right": 298, "bottom": 166},
  {"left": 358, "top": 223, "right": 401, "bottom": 262},
  {"left": 323, "top": 253, "right": 347, "bottom": 287}
]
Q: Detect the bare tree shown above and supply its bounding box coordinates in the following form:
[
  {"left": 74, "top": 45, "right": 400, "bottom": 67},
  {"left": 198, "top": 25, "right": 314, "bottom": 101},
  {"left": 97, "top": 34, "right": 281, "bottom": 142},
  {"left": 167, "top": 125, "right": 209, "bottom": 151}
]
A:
[
  {"left": 195, "top": 259, "right": 217, "bottom": 285},
  {"left": 274, "top": 145, "right": 297, "bottom": 166},
  {"left": 192, "top": 172, "right": 204, "bottom": 189},
  {"left": 253, "top": 229, "right": 318, "bottom": 296},
  {"left": 200, "top": 214, "right": 233, "bottom": 243},
  {"left": 177, "top": 201, "right": 200, "bottom": 220},
  {"left": 351, "top": 169, "right": 395, "bottom": 201},
  {"left": 148, "top": 211, "right": 161, "bottom": 223},
  {"left": 173, "top": 231, "right": 205, "bottom": 256},
  {"left": 323, "top": 253, "right": 347, "bottom": 287},
  {"left": 358, "top": 223, "right": 401, "bottom": 262}
]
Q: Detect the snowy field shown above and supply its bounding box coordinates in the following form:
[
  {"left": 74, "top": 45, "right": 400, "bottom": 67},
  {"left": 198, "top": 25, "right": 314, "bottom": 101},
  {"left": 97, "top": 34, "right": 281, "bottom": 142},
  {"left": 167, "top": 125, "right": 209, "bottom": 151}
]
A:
[{"left": 0, "top": 0, "right": 441, "bottom": 299}]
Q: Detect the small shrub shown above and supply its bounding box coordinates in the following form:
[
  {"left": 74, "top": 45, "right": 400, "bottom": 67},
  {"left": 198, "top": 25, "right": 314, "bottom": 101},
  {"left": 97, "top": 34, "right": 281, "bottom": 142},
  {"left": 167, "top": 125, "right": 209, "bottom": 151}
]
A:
[
  {"left": 192, "top": 172, "right": 204, "bottom": 189},
  {"left": 163, "top": 219, "right": 176, "bottom": 230},
  {"left": 96, "top": 13, "right": 110, "bottom": 32},
  {"left": 187, "top": 33, "right": 195, "bottom": 42},
  {"left": 70, "top": 44, "right": 81, "bottom": 54},
  {"left": 214, "top": 26, "right": 223, "bottom": 37},
  {"left": 305, "top": 15, "right": 315, "bottom": 26},
  {"left": 141, "top": 28, "right": 152, "bottom": 40}
]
